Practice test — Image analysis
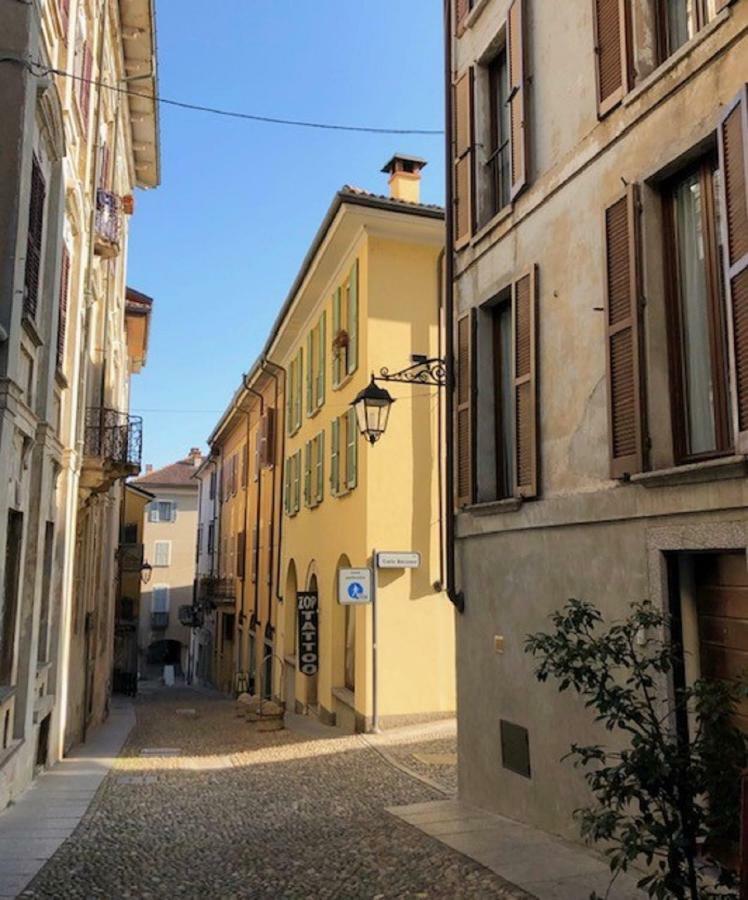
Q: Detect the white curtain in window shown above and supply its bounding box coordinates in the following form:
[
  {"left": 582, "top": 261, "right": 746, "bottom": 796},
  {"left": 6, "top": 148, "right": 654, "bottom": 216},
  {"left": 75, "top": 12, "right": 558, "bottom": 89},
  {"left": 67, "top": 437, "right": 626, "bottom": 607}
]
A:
[{"left": 152, "top": 586, "right": 169, "bottom": 612}]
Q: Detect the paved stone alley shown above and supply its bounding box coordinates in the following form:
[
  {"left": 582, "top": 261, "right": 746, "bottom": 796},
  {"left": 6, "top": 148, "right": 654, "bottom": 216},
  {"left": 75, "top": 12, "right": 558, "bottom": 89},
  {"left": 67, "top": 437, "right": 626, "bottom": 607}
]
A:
[{"left": 21, "top": 688, "right": 519, "bottom": 899}]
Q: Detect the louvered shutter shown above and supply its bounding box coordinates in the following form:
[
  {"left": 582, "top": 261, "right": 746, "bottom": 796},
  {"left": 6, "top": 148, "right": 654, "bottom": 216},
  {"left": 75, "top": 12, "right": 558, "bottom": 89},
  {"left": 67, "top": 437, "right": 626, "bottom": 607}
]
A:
[
  {"left": 315, "top": 432, "right": 324, "bottom": 503},
  {"left": 453, "top": 69, "right": 474, "bottom": 246},
  {"left": 283, "top": 458, "right": 291, "bottom": 515},
  {"left": 456, "top": 0, "right": 470, "bottom": 28},
  {"left": 332, "top": 289, "right": 342, "bottom": 386},
  {"left": 330, "top": 418, "right": 340, "bottom": 495},
  {"left": 604, "top": 185, "right": 645, "bottom": 477},
  {"left": 24, "top": 156, "right": 46, "bottom": 319},
  {"left": 507, "top": 0, "right": 528, "bottom": 200},
  {"left": 56, "top": 245, "right": 70, "bottom": 370},
  {"left": 285, "top": 360, "right": 293, "bottom": 434},
  {"left": 295, "top": 348, "right": 303, "bottom": 430},
  {"left": 293, "top": 450, "right": 301, "bottom": 513},
  {"left": 318, "top": 312, "right": 326, "bottom": 407},
  {"left": 346, "top": 408, "right": 358, "bottom": 490},
  {"left": 512, "top": 267, "right": 538, "bottom": 498},
  {"left": 80, "top": 42, "right": 93, "bottom": 127},
  {"left": 347, "top": 260, "right": 359, "bottom": 375},
  {"left": 455, "top": 310, "right": 475, "bottom": 508},
  {"left": 593, "top": 0, "right": 630, "bottom": 117},
  {"left": 306, "top": 332, "right": 313, "bottom": 415},
  {"left": 718, "top": 85, "right": 748, "bottom": 452},
  {"left": 237, "top": 531, "right": 246, "bottom": 579},
  {"left": 304, "top": 441, "right": 312, "bottom": 507}
]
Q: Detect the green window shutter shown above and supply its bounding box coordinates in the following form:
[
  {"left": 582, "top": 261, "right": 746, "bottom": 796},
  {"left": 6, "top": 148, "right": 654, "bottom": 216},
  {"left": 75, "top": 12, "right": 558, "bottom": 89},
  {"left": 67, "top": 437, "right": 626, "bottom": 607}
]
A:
[
  {"left": 318, "top": 311, "right": 326, "bottom": 408},
  {"left": 316, "top": 431, "right": 324, "bottom": 503},
  {"left": 332, "top": 288, "right": 341, "bottom": 387},
  {"left": 285, "top": 360, "right": 293, "bottom": 435},
  {"left": 347, "top": 259, "right": 359, "bottom": 375},
  {"left": 293, "top": 451, "right": 301, "bottom": 513},
  {"left": 330, "top": 418, "right": 340, "bottom": 496},
  {"left": 296, "top": 348, "right": 303, "bottom": 430},
  {"left": 306, "top": 332, "right": 313, "bottom": 416},
  {"left": 284, "top": 458, "right": 291, "bottom": 515},
  {"left": 346, "top": 407, "right": 358, "bottom": 490},
  {"left": 304, "top": 441, "right": 311, "bottom": 507}
]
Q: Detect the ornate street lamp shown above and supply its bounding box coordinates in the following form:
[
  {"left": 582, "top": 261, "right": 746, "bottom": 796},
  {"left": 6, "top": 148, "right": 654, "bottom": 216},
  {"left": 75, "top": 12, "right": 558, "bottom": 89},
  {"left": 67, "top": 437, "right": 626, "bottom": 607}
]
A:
[
  {"left": 352, "top": 377, "right": 395, "bottom": 445},
  {"left": 141, "top": 560, "right": 153, "bottom": 584},
  {"left": 351, "top": 356, "right": 447, "bottom": 445}
]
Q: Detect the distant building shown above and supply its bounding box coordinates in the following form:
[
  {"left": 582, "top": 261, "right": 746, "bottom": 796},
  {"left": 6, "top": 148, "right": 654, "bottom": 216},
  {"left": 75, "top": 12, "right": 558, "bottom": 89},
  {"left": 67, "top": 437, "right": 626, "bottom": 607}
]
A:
[
  {"left": 207, "top": 158, "right": 456, "bottom": 731},
  {"left": 447, "top": 0, "right": 748, "bottom": 844},
  {"left": 190, "top": 453, "right": 219, "bottom": 686},
  {"left": 133, "top": 451, "right": 202, "bottom": 678}
]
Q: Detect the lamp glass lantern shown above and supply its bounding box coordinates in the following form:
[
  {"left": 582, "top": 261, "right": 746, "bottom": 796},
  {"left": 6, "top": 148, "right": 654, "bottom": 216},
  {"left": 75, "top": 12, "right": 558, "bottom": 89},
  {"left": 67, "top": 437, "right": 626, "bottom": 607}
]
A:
[{"left": 352, "top": 377, "right": 395, "bottom": 445}]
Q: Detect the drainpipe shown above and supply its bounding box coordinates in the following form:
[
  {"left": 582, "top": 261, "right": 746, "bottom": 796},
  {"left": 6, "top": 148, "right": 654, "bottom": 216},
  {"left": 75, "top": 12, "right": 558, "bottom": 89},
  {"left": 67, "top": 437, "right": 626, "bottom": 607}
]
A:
[
  {"left": 260, "top": 358, "right": 286, "bottom": 608},
  {"left": 241, "top": 375, "right": 264, "bottom": 633},
  {"left": 436, "top": 248, "right": 445, "bottom": 593},
  {"left": 444, "top": 0, "right": 464, "bottom": 614},
  {"left": 259, "top": 359, "right": 284, "bottom": 627}
]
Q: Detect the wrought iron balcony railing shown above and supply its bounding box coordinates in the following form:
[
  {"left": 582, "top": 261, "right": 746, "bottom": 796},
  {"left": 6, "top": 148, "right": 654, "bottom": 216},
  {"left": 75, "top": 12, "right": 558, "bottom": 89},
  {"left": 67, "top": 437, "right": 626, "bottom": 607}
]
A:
[
  {"left": 199, "top": 575, "right": 235, "bottom": 602},
  {"left": 94, "top": 190, "right": 121, "bottom": 258},
  {"left": 151, "top": 611, "right": 169, "bottom": 630},
  {"left": 118, "top": 543, "right": 144, "bottom": 573},
  {"left": 84, "top": 408, "right": 143, "bottom": 472}
]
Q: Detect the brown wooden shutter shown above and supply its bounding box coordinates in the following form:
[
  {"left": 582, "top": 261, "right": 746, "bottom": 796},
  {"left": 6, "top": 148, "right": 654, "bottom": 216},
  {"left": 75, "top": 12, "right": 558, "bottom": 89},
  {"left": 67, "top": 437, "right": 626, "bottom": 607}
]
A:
[
  {"left": 512, "top": 267, "right": 538, "bottom": 497},
  {"left": 56, "top": 245, "right": 70, "bottom": 370},
  {"left": 455, "top": 310, "right": 475, "bottom": 508},
  {"left": 453, "top": 68, "right": 474, "bottom": 247},
  {"left": 456, "top": 0, "right": 470, "bottom": 28},
  {"left": 237, "top": 531, "right": 246, "bottom": 579},
  {"left": 507, "top": 0, "right": 528, "bottom": 200},
  {"left": 259, "top": 408, "right": 276, "bottom": 467},
  {"left": 23, "top": 156, "right": 46, "bottom": 319},
  {"left": 593, "top": 0, "right": 631, "bottom": 117},
  {"left": 604, "top": 185, "right": 645, "bottom": 477},
  {"left": 718, "top": 85, "right": 748, "bottom": 452}
]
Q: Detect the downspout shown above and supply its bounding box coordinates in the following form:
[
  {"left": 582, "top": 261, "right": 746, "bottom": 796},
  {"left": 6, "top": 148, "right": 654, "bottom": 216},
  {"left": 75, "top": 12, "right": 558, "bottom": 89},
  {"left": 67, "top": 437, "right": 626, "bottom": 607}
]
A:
[
  {"left": 444, "top": 0, "right": 464, "bottom": 613},
  {"left": 263, "top": 360, "right": 286, "bottom": 605},
  {"left": 241, "top": 375, "right": 264, "bottom": 632},
  {"left": 259, "top": 359, "right": 283, "bottom": 630},
  {"left": 436, "top": 248, "right": 445, "bottom": 592}
]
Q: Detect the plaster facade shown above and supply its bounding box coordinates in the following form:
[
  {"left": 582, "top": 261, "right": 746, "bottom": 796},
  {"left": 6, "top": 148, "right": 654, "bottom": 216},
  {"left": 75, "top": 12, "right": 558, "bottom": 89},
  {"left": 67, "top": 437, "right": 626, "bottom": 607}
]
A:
[{"left": 450, "top": 0, "right": 748, "bottom": 842}]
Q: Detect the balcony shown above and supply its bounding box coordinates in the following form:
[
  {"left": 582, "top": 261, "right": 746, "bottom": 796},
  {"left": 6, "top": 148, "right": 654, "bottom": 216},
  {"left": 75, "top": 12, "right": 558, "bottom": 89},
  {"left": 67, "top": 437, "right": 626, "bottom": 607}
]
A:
[
  {"left": 151, "top": 611, "right": 169, "bottom": 630},
  {"left": 94, "top": 190, "right": 121, "bottom": 258},
  {"left": 116, "top": 596, "right": 137, "bottom": 626},
  {"left": 118, "top": 543, "right": 144, "bottom": 573},
  {"left": 199, "top": 575, "right": 235, "bottom": 604},
  {"left": 81, "top": 407, "right": 143, "bottom": 495},
  {"left": 178, "top": 605, "right": 202, "bottom": 628}
]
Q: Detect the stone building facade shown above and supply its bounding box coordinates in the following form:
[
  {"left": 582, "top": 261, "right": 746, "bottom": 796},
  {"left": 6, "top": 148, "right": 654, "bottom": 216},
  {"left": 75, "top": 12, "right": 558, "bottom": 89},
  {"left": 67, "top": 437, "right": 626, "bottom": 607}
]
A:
[
  {"left": 0, "top": 0, "right": 158, "bottom": 804},
  {"left": 448, "top": 0, "right": 748, "bottom": 841}
]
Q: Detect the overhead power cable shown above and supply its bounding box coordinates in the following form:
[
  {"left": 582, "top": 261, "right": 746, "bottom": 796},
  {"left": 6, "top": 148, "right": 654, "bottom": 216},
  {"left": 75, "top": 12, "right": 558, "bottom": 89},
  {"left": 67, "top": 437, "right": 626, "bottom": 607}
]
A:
[{"left": 36, "top": 59, "right": 444, "bottom": 136}]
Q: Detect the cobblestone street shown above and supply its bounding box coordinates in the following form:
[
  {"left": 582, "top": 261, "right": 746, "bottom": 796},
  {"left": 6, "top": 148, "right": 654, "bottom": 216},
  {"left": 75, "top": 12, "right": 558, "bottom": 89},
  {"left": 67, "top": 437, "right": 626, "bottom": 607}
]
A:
[{"left": 22, "top": 688, "right": 517, "bottom": 899}]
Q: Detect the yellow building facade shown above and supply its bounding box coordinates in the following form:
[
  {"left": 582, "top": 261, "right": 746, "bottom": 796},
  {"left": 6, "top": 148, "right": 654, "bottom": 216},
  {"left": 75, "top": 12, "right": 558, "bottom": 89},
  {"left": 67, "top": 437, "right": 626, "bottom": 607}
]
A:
[{"left": 208, "top": 158, "right": 455, "bottom": 731}]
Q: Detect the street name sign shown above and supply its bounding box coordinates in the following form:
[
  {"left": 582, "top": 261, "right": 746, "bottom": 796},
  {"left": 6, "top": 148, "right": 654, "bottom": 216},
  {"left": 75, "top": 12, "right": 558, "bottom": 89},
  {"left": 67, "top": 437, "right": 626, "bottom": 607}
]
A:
[
  {"left": 376, "top": 551, "right": 421, "bottom": 569},
  {"left": 338, "top": 568, "right": 372, "bottom": 605},
  {"left": 296, "top": 591, "right": 319, "bottom": 675}
]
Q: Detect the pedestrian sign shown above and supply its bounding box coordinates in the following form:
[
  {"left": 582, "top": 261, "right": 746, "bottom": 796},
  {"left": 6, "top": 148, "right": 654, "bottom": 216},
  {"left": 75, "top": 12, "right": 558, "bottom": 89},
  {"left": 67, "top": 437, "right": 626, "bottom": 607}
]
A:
[{"left": 339, "top": 568, "right": 372, "bottom": 605}]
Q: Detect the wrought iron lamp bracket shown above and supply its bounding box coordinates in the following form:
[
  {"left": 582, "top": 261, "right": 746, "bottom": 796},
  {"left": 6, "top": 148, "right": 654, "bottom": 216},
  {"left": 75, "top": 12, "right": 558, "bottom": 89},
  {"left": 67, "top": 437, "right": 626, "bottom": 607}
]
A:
[{"left": 375, "top": 356, "right": 446, "bottom": 388}]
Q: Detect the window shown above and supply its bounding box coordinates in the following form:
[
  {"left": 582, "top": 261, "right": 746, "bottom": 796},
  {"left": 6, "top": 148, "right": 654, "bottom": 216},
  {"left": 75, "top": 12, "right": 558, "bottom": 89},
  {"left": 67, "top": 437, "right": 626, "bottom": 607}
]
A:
[
  {"left": 332, "top": 260, "right": 359, "bottom": 386},
  {"left": 656, "top": 0, "right": 718, "bottom": 62},
  {"left": 306, "top": 314, "right": 327, "bottom": 415},
  {"left": 73, "top": 12, "right": 92, "bottom": 127},
  {"left": 286, "top": 348, "right": 304, "bottom": 434},
  {"left": 152, "top": 585, "right": 169, "bottom": 612},
  {"left": 484, "top": 48, "right": 510, "bottom": 222},
  {"left": 664, "top": 158, "right": 731, "bottom": 462},
  {"left": 153, "top": 541, "right": 171, "bottom": 567},
  {"left": 196, "top": 526, "right": 202, "bottom": 561},
  {"left": 148, "top": 501, "right": 175, "bottom": 523},
  {"left": 209, "top": 470, "right": 216, "bottom": 500},
  {"left": 207, "top": 521, "right": 215, "bottom": 555},
  {"left": 304, "top": 433, "right": 325, "bottom": 508},
  {"left": 330, "top": 410, "right": 358, "bottom": 495},
  {"left": 237, "top": 531, "right": 246, "bottom": 580},
  {"left": 56, "top": 245, "right": 70, "bottom": 370},
  {"left": 121, "top": 523, "right": 137, "bottom": 544},
  {"left": 284, "top": 450, "right": 302, "bottom": 516},
  {"left": 241, "top": 443, "right": 248, "bottom": 487},
  {"left": 24, "top": 155, "right": 46, "bottom": 320}
]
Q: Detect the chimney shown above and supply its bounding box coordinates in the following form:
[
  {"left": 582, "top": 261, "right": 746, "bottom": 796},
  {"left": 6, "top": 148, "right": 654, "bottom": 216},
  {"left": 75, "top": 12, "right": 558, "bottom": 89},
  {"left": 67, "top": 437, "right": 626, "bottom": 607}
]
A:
[
  {"left": 381, "top": 154, "right": 427, "bottom": 204},
  {"left": 188, "top": 447, "right": 203, "bottom": 468}
]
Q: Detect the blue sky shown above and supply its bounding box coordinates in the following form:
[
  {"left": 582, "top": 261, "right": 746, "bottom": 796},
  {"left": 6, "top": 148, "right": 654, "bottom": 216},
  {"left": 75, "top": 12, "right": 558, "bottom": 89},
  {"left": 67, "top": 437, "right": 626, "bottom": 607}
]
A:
[{"left": 127, "top": 1, "right": 445, "bottom": 469}]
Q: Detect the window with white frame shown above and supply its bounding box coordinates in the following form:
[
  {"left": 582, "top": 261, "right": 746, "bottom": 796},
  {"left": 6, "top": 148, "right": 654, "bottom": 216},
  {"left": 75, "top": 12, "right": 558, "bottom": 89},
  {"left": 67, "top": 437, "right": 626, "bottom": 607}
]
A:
[
  {"left": 148, "top": 500, "right": 175, "bottom": 523},
  {"left": 152, "top": 585, "right": 169, "bottom": 612},
  {"left": 153, "top": 541, "right": 171, "bottom": 567}
]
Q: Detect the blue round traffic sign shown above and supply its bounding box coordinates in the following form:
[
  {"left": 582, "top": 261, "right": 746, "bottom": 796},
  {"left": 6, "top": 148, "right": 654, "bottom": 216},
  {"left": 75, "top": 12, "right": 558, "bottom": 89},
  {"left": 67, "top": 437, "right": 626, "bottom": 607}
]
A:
[{"left": 347, "top": 582, "right": 365, "bottom": 599}]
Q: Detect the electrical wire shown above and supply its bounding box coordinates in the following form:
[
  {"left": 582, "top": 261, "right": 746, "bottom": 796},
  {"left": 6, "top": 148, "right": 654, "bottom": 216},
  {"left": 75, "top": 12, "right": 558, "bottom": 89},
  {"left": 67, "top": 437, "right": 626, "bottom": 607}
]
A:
[{"left": 31, "top": 58, "right": 444, "bottom": 136}]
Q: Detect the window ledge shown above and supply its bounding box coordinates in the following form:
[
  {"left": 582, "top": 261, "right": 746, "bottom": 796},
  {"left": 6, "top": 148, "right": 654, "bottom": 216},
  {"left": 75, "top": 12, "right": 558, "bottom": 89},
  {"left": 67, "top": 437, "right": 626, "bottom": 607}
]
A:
[
  {"left": 465, "top": 497, "right": 523, "bottom": 516},
  {"left": 332, "top": 371, "right": 357, "bottom": 393},
  {"left": 464, "top": 0, "right": 491, "bottom": 31},
  {"left": 623, "top": 10, "right": 729, "bottom": 109},
  {"left": 0, "top": 739, "right": 23, "bottom": 772},
  {"left": 54, "top": 369, "right": 69, "bottom": 390},
  {"left": 631, "top": 454, "right": 747, "bottom": 488},
  {"left": 21, "top": 314, "right": 43, "bottom": 348},
  {"left": 0, "top": 686, "right": 16, "bottom": 707},
  {"left": 332, "top": 686, "right": 355, "bottom": 710},
  {"left": 470, "top": 204, "right": 513, "bottom": 247}
]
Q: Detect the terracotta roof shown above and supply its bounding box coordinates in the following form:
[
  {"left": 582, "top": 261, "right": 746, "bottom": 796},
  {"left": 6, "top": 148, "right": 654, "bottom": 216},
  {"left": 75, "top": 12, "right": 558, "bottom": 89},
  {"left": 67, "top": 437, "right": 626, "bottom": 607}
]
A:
[
  {"left": 341, "top": 184, "right": 444, "bottom": 214},
  {"left": 133, "top": 456, "right": 202, "bottom": 487}
]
